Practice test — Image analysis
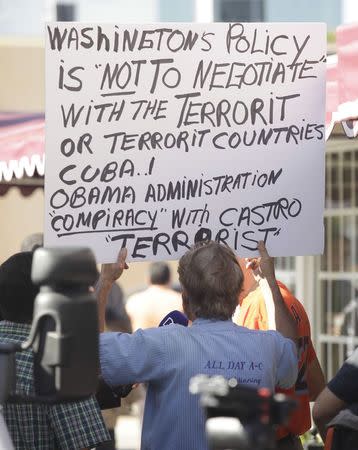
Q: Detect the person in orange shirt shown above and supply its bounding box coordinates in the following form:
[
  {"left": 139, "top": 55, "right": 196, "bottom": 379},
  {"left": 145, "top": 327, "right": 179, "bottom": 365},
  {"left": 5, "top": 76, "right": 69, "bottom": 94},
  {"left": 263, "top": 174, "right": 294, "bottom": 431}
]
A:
[{"left": 233, "top": 248, "right": 325, "bottom": 450}]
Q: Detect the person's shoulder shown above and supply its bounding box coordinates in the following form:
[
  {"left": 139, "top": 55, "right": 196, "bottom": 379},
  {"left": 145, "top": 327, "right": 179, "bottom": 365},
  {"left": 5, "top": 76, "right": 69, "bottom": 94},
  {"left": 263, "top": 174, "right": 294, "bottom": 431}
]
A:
[
  {"left": 346, "top": 348, "right": 358, "bottom": 367},
  {"left": 262, "top": 330, "right": 297, "bottom": 357},
  {"left": 168, "top": 288, "right": 182, "bottom": 300},
  {"left": 233, "top": 326, "right": 295, "bottom": 356},
  {"left": 233, "top": 323, "right": 277, "bottom": 338},
  {"left": 253, "top": 328, "right": 285, "bottom": 340},
  {"left": 135, "top": 323, "right": 186, "bottom": 337},
  {"left": 132, "top": 324, "right": 187, "bottom": 351},
  {"left": 327, "top": 351, "right": 358, "bottom": 402},
  {"left": 126, "top": 289, "right": 148, "bottom": 307},
  {"left": 127, "top": 288, "right": 147, "bottom": 301},
  {"left": 158, "top": 286, "right": 182, "bottom": 301},
  {"left": 250, "top": 328, "right": 294, "bottom": 349},
  {"left": 168, "top": 289, "right": 183, "bottom": 306}
]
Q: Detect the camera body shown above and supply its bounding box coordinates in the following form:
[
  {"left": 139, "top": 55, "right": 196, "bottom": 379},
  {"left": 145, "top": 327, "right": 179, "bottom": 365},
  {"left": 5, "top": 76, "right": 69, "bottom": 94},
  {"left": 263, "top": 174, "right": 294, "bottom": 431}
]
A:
[
  {"left": 190, "top": 375, "right": 296, "bottom": 450},
  {"left": 0, "top": 247, "right": 102, "bottom": 450},
  {"left": 29, "top": 247, "right": 99, "bottom": 400}
]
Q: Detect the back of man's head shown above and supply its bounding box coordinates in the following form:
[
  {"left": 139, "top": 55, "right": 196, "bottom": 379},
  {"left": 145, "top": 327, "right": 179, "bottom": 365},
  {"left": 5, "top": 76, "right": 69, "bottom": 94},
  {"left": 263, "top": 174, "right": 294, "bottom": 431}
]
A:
[
  {"left": 149, "top": 262, "right": 171, "bottom": 285},
  {"left": 0, "top": 252, "right": 38, "bottom": 324},
  {"left": 178, "top": 241, "right": 243, "bottom": 320}
]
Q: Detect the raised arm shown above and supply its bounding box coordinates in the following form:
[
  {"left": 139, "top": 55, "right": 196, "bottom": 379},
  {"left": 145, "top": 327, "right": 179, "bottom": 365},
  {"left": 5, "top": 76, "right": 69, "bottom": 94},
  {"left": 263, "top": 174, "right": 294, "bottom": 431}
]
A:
[
  {"left": 313, "top": 387, "right": 346, "bottom": 441},
  {"left": 96, "top": 248, "right": 128, "bottom": 332},
  {"left": 248, "top": 241, "right": 298, "bottom": 342},
  {"left": 307, "top": 353, "right": 325, "bottom": 401}
]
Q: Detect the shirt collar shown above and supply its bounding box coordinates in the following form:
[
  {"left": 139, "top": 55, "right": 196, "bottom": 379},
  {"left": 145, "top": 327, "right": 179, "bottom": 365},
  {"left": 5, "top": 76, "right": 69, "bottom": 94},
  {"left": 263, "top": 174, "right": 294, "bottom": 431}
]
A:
[{"left": 191, "top": 318, "right": 234, "bottom": 328}]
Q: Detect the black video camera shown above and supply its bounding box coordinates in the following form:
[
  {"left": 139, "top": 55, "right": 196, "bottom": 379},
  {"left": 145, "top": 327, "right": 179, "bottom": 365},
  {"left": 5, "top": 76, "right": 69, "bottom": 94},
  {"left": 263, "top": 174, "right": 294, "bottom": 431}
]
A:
[
  {"left": 190, "top": 375, "right": 296, "bottom": 450},
  {"left": 0, "top": 247, "right": 99, "bottom": 404}
]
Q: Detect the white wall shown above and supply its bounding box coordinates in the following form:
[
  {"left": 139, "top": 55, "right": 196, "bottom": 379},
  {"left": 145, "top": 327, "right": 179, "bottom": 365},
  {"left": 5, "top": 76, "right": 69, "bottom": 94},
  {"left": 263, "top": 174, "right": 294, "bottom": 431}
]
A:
[
  {"left": 0, "top": 188, "right": 44, "bottom": 262},
  {"left": 195, "top": 0, "right": 213, "bottom": 22},
  {"left": 342, "top": 0, "right": 358, "bottom": 24},
  {"left": 0, "top": 0, "right": 45, "bottom": 35},
  {"left": 0, "top": 0, "right": 159, "bottom": 36}
]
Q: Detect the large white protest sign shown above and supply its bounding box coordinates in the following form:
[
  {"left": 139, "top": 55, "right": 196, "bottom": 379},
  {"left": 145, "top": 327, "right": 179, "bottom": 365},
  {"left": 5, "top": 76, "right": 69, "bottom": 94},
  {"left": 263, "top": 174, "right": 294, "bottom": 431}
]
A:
[{"left": 45, "top": 22, "right": 326, "bottom": 262}]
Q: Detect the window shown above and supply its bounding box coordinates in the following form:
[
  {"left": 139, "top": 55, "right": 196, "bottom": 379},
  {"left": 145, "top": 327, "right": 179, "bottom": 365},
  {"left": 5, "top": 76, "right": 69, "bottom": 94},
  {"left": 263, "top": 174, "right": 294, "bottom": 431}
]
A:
[
  {"left": 317, "top": 136, "right": 358, "bottom": 380},
  {"left": 214, "top": 0, "right": 264, "bottom": 22}
]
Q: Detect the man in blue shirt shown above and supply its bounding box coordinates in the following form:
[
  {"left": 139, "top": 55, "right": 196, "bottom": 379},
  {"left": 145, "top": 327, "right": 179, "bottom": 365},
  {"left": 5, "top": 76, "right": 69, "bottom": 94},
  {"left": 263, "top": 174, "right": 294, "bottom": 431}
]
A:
[{"left": 98, "top": 241, "right": 298, "bottom": 450}]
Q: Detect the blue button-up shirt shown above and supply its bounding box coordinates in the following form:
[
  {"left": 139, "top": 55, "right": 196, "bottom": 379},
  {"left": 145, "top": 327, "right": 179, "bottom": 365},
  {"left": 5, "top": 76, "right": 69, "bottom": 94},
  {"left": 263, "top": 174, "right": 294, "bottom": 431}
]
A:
[{"left": 100, "top": 318, "right": 297, "bottom": 450}]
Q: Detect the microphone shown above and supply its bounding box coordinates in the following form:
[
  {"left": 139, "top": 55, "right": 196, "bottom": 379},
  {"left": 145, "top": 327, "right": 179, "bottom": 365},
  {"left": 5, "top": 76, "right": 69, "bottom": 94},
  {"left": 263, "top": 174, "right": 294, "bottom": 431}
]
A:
[{"left": 159, "top": 310, "right": 188, "bottom": 327}]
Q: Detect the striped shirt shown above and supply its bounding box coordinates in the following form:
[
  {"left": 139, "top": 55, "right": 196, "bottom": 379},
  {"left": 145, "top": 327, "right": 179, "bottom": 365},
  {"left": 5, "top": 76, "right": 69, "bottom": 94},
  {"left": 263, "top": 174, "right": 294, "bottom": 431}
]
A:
[
  {"left": 100, "top": 318, "right": 297, "bottom": 450},
  {"left": 0, "top": 320, "right": 110, "bottom": 450}
]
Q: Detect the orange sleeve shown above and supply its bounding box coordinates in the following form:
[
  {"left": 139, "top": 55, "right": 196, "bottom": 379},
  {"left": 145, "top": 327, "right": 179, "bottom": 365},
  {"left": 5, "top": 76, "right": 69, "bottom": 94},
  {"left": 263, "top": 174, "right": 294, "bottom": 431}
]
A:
[
  {"left": 325, "top": 427, "right": 334, "bottom": 450},
  {"left": 279, "top": 284, "right": 319, "bottom": 366}
]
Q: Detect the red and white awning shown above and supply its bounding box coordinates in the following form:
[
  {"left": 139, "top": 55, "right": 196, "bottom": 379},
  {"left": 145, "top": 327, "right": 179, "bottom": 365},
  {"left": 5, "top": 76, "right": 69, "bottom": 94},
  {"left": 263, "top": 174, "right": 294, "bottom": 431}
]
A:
[
  {"left": 0, "top": 112, "right": 45, "bottom": 182},
  {"left": 326, "top": 23, "right": 358, "bottom": 139}
]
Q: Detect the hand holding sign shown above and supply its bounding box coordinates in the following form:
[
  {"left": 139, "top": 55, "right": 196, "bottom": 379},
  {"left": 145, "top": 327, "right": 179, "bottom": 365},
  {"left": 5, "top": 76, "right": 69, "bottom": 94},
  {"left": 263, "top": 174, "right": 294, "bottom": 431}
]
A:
[
  {"left": 97, "top": 247, "right": 128, "bottom": 332},
  {"left": 100, "top": 248, "right": 129, "bottom": 284},
  {"left": 245, "top": 241, "right": 276, "bottom": 284}
]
